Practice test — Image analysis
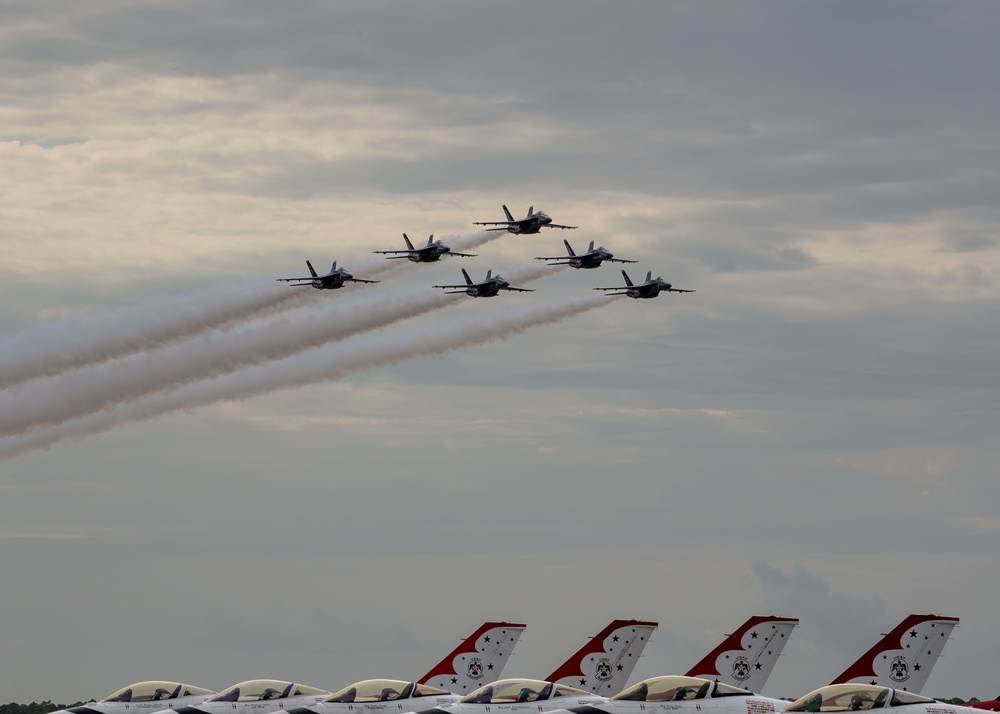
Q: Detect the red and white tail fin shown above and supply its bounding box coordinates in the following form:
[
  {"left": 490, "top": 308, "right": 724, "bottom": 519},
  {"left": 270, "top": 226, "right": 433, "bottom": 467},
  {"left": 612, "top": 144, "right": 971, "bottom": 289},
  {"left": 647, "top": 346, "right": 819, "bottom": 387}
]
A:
[
  {"left": 830, "top": 614, "right": 959, "bottom": 693},
  {"left": 419, "top": 622, "right": 527, "bottom": 694},
  {"left": 547, "top": 619, "right": 658, "bottom": 696},
  {"left": 685, "top": 615, "right": 799, "bottom": 693}
]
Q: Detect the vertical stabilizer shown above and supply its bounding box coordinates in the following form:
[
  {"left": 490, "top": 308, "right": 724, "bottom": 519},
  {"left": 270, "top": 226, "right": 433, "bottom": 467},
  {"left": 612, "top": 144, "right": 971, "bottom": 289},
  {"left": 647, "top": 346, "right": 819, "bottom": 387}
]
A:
[
  {"left": 564, "top": 240, "right": 577, "bottom": 257},
  {"left": 306, "top": 260, "right": 318, "bottom": 277},
  {"left": 426, "top": 234, "right": 435, "bottom": 246},
  {"left": 527, "top": 206, "right": 534, "bottom": 216},
  {"left": 644, "top": 270, "right": 652, "bottom": 283},
  {"left": 485, "top": 269, "right": 492, "bottom": 280},
  {"left": 461, "top": 268, "right": 473, "bottom": 285},
  {"left": 547, "top": 619, "right": 658, "bottom": 695},
  {"left": 403, "top": 234, "right": 415, "bottom": 250},
  {"left": 502, "top": 205, "right": 515, "bottom": 222},
  {"left": 587, "top": 240, "right": 595, "bottom": 252},
  {"left": 419, "top": 622, "right": 527, "bottom": 693},
  {"left": 685, "top": 615, "right": 799, "bottom": 694},
  {"left": 830, "top": 614, "right": 959, "bottom": 693},
  {"left": 621, "top": 270, "right": 634, "bottom": 287}
]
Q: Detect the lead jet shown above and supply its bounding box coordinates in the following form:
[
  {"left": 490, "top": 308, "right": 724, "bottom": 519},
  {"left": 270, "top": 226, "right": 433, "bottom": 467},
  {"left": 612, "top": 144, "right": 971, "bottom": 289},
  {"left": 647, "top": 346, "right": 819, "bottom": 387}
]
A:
[
  {"left": 277, "top": 260, "right": 380, "bottom": 289},
  {"left": 433, "top": 269, "right": 534, "bottom": 297},
  {"left": 829, "top": 614, "right": 959, "bottom": 693},
  {"left": 51, "top": 682, "right": 216, "bottom": 714},
  {"left": 474, "top": 205, "right": 577, "bottom": 234},
  {"left": 685, "top": 615, "right": 799, "bottom": 694},
  {"left": 535, "top": 240, "right": 637, "bottom": 270},
  {"left": 594, "top": 270, "right": 694, "bottom": 299},
  {"left": 373, "top": 234, "right": 478, "bottom": 263}
]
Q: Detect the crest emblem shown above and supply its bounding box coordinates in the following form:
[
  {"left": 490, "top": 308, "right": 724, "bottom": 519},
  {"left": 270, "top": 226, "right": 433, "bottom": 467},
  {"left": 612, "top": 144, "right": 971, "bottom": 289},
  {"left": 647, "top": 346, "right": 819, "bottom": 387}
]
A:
[
  {"left": 467, "top": 658, "right": 484, "bottom": 680},
  {"left": 595, "top": 658, "right": 613, "bottom": 682},
  {"left": 732, "top": 656, "right": 751, "bottom": 681},
  {"left": 889, "top": 657, "right": 910, "bottom": 682}
]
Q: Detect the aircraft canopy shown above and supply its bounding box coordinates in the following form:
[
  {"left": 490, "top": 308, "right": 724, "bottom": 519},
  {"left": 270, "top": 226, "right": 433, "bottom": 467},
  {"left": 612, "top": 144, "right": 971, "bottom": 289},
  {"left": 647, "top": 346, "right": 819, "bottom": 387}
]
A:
[
  {"left": 209, "top": 681, "right": 327, "bottom": 703},
  {"left": 324, "top": 680, "right": 450, "bottom": 703},
  {"left": 103, "top": 682, "right": 214, "bottom": 703},
  {"left": 461, "top": 679, "right": 587, "bottom": 704},
  {"left": 614, "top": 676, "right": 752, "bottom": 702},
  {"left": 785, "top": 684, "right": 937, "bottom": 712}
]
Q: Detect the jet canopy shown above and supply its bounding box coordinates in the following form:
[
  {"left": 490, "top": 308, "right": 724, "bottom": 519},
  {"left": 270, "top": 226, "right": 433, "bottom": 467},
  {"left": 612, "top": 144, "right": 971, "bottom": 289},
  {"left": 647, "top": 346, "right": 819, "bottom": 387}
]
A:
[
  {"left": 785, "top": 684, "right": 937, "bottom": 712},
  {"left": 323, "top": 680, "right": 449, "bottom": 703},
  {"left": 460, "top": 679, "right": 588, "bottom": 704},
  {"left": 614, "top": 676, "right": 753, "bottom": 702},
  {"left": 209, "top": 680, "right": 327, "bottom": 703},
  {"left": 103, "top": 682, "right": 215, "bottom": 703}
]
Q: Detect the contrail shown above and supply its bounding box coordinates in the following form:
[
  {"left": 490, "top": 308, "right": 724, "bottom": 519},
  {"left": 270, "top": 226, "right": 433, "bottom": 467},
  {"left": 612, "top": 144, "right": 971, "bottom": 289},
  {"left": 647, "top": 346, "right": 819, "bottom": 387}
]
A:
[
  {"left": 0, "top": 293, "right": 616, "bottom": 461},
  {"left": 0, "top": 261, "right": 561, "bottom": 437},
  {"left": 0, "top": 232, "right": 498, "bottom": 390}
]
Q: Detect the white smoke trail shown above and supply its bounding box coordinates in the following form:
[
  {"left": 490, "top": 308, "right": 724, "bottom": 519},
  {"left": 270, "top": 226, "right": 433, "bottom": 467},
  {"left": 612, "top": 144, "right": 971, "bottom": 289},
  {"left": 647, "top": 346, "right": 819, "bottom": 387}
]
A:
[
  {"left": 0, "top": 232, "right": 499, "bottom": 390},
  {"left": 0, "top": 262, "right": 561, "bottom": 437},
  {"left": 0, "top": 293, "right": 616, "bottom": 461}
]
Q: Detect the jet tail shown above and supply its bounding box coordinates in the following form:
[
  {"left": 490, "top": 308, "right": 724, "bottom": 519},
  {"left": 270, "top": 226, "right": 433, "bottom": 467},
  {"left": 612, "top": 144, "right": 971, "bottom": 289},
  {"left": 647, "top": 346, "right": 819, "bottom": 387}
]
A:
[
  {"left": 830, "top": 614, "right": 959, "bottom": 693},
  {"left": 403, "top": 234, "right": 415, "bottom": 251},
  {"left": 563, "top": 240, "right": 576, "bottom": 257},
  {"left": 461, "top": 268, "right": 473, "bottom": 285},
  {"left": 547, "top": 619, "right": 658, "bottom": 696},
  {"left": 685, "top": 615, "right": 799, "bottom": 694},
  {"left": 306, "top": 260, "right": 319, "bottom": 278},
  {"left": 621, "top": 270, "right": 634, "bottom": 287},
  {"left": 418, "top": 622, "right": 527, "bottom": 694},
  {"left": 426, "top": 234, "right": 435, "bottom": 246},
  {"left": 502, "top": 205, "right": 514, "bottom": 222}
]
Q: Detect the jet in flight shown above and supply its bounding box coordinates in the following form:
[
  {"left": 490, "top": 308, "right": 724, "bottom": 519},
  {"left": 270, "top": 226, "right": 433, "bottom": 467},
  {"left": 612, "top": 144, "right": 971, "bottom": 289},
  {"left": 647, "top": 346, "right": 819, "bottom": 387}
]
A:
[
  {"left": 474, "top": 205, "right": 577, "bottom": 234},
  {"left": 535, "top": 240, "right": 637, "bottom": 270},
  {"left": 373, "top": 234, "right": 477, "bottom": 263},
  {"left": 685, "top": 615, "right": 799, "bottom": 693},
  {"left": 51, "top": 682, "right": 216, "bottom": 714},
  {"left": 829, "top": 614, "right": 959, "bottom": 693},
  {"left": 594, "top": 270, "right": 695, "bottom": 299},
  {"left": 277, "top": 260, "right": 380, "bottom": 289},
  {"left": 784, "top": 682, "right": 982, "bottom": 714},
  {"left": 433, "top": 269, "right": 535, "bottom": 297}
]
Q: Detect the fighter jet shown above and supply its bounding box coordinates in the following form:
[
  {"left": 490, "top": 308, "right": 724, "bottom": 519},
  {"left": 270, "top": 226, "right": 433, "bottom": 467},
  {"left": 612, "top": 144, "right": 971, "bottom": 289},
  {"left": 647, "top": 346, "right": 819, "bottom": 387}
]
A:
[
  {"left": 433, "top": 269, "right": 535, "bottom": 297},
  {"left": 785, "top": 683, "right": 984, "bottom": 714},
  {"left": 51, "top": 682, "right": 215, "bottom": 714},
  {"left": 474, "top": 205, "right": 577, "bottom": 234},
  {"left": 829, "top": 614, "right": 959, "bottom": 693},
  {"left": 594, "top": 270, "right": 694, "bottom": 299},
  {"left": 373, "top": 234, "right": 477, "bottom": 263},
  {"left": 153, "top": 680, "right": 329, "bottom": 714},
  {"left": 535, "top": 240, "right": 637, "bottom": 270},
  {"left": 276, "top": 261, "right": 380, "bottom": 289}
]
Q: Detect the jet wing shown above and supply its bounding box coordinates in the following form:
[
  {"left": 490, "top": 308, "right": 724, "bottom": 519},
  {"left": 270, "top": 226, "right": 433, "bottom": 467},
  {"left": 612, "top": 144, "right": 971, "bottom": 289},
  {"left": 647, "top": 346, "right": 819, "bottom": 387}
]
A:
[
  {"left": 544, "top": 223, "right": 578, "bottom": 230},
  {"left": 347, "top": 278, "right": 381, "bottom": 284},
  {"left": 606, "top": 258, "right": 638, "bottom": 263},
  {"left": 501, "top": 286, "right": 535, "bottom": 292},
  {"left": 372, "top": 249, "right": 414, "bottom": 255},
  {"left": 534, "top": 255, "right": 571, "bottom": 262},
  {"left": 666, "top": 288, "right": 695, "bottom": 293},
  {"left": 447, "top": 251, "right": 478, "bottom": 258},
  {"left": 433, "top": 284, "right": 471, "bottom": 289},
  {"left": 473, "top": 220, "right": 513, "bottom": 226},
  {"left": 276, "top": 277, "right": 314, "bottom": 282}
]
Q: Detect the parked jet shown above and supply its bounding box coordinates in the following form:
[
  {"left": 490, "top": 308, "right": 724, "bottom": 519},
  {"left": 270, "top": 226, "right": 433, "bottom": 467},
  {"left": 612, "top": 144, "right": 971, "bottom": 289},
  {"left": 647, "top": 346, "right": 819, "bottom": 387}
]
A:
[
  {"left": 547, "top": 619, "right": 659, "bottom": 695},
  {"left": 474, "top": 206, "right": 577, "bottom": 234},
  {"left": 594, "top": 270, "right": 694, "bottom": 299},
  {"left": 829, "top": 614, "right": 959, "bottom": 693},
  {"left": 685, "top": 615, "right": 799, "bottom": 693},
  {"left": 784, "top": 683, "right": 982, "bottom": 714},
  {"left": 373, "top": 234, "right": 477, "bottom": 263},
  {"left": 535, "top": 240, "right": 637, "bottom": 270},
  {"left": 433, "top": 269, "right": 534, "bottom": 297},
  {"left": 52, "top": 682, "right": 216, "bottom": 714},
  {"left": 277, "top": 261, "right": 380, "bottom": 289},
  {"left": 152, "top": 680, "right": 329, "bottom": 714},
  {"left": 537, "top": 676, "right": 786, "bottom": 714}
]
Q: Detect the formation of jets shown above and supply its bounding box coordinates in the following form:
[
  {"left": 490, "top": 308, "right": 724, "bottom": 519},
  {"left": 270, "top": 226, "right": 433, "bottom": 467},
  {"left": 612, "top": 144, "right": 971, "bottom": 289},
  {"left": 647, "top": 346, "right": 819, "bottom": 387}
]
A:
[
  {"left": 57, "top": 613, "right": 975, "bottom": 714},
  {"left": 275, "top": 205, "right": 694, "bottom": 299}
]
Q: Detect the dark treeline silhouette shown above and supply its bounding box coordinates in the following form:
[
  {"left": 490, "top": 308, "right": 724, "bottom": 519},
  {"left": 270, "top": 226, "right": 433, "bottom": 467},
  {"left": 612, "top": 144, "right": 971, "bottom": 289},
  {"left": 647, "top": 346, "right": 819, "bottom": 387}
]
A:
[{"left": 1, "top": 702, "right": 86, "bottom": 714}]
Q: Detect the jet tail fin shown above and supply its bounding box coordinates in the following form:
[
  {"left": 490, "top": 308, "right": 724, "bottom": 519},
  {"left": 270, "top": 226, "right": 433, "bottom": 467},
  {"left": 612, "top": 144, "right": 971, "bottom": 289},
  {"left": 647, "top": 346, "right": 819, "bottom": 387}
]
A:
[
  {"left": 547, "top": 619, "right": 658, "bottom": 696},
  {"left": 306, "top": 260, "right": 319, "bottom": 278},
  {"left": 426, "top": 234, "right": 435, "bottom": 246},
  {"left": 502, "top": 205, "right": 515, "bottom": 222},
  {"left": 527, "top": 205, "right": 534, "bottom": 216},
  {"left": 461, "top": 268, "right": 473, "bottom": 285},
  {"left": 564, "top": 240, "right": 576, "bottom": 257},
  {"left": 621, "top": 270, "right": 634, "bottom": 287},
  {"left": 485, "top": 269, "right": 492, "bottom": 280},
  {"left": 644, "top": 270, "right": 652, "bottom": 283},
  {"left": 685, "top": 615, "right": 799, "bottom": 694},
  {"left": 830, "top": 614, "right": 959, "bottom": 693},
  {"left": 419, "top": 622, "right": 527, "bottom": 694},
  {"left": 403, "top": 234, "right": 415, "bottom": 251}
]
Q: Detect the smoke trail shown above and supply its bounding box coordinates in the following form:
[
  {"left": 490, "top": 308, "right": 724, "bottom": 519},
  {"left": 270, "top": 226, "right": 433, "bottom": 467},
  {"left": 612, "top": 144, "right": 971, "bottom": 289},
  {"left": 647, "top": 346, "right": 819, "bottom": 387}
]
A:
[
  {"left": 0, "top": 232, "right": 498, "bottom": 390},
  {"left": 0, "top": 262, "right": 561, "bottom": 437},
  {"left": 0, "top": 293, "right": 616, "bottom": 461}
]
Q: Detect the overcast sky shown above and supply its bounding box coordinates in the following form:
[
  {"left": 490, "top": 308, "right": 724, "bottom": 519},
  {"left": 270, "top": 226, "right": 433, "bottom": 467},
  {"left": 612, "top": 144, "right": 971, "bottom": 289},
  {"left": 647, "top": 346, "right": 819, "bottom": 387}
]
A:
[{"left": 2, "top": 0, "right": 999, "bottom": 706}]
